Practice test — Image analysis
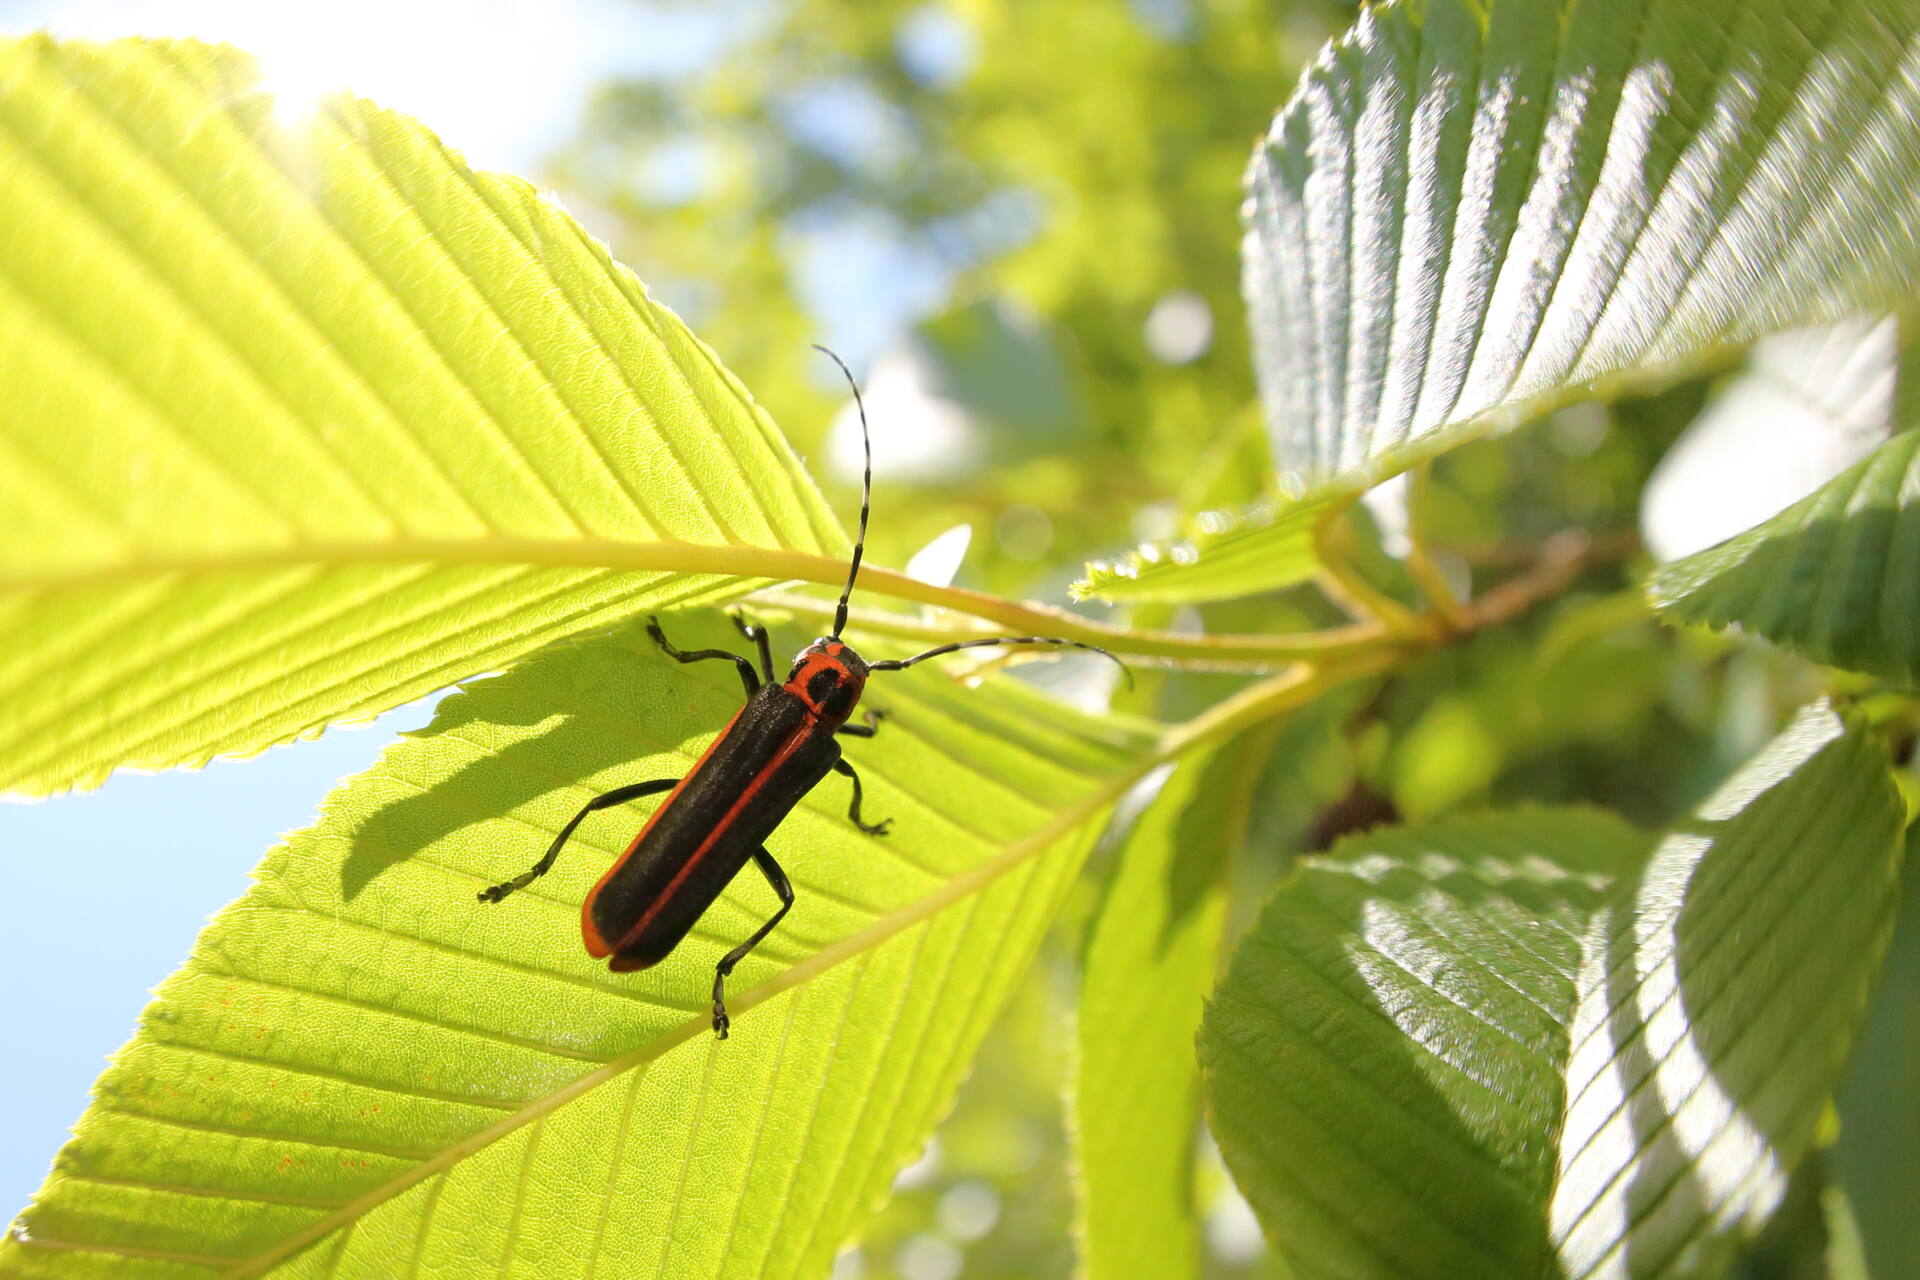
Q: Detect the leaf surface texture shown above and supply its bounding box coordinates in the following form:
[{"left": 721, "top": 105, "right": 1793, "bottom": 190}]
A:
[
  {"left": 1245, "top": 0, "right": 1920, "bottom": 491},
  {"left": 1201, "top": 704, "right": 1904, "bottom": 1279},
  {"left": 1650, "top": 429, "right": 1920, "bottom": 685},
  {"left": 0, "top": 37, "right": 844, "bottom": 795}
]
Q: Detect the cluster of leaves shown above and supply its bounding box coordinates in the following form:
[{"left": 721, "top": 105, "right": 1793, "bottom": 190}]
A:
[{"left": 3, "top": 1, "right": 1920, "bottom": 1278}]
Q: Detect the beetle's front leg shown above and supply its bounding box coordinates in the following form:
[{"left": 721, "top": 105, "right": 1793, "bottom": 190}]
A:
[
  {"left": 730, "top": 614, "right": 777, "bottom": 684},
  {"left": 832, "top": 757, "right": 891, "bottom": 836},
  {"left": 647, "top": 615, "right": 761, "bottom": 700},
  {"left": 836, "top": 708, "right": 885, "bottom": 739}
]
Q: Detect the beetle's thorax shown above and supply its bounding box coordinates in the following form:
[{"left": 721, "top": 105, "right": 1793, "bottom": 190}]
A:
[{"left": 783, "top": 637, "right": 869, "bottom": 726}]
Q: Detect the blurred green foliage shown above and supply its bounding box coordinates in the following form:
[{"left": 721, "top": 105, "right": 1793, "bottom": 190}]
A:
[
  {"left": 551, "top": 0, "right": 1355, "bottom": 600},
  {"left": 544, "top": 4, "right": 1913, "bottom": 1276}
]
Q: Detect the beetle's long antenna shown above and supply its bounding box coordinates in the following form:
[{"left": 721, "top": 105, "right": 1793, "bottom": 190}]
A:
[
  {"left": 813, "top": 344, "right": 870, "bottom": 639},
  {"left": 869, "top": 637, "right": 1133, "bottom": 690}
]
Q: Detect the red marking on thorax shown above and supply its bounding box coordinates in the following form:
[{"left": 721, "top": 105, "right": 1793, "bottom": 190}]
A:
[{"left": 784, "top": 644, "right": 866, "bottom": 723}]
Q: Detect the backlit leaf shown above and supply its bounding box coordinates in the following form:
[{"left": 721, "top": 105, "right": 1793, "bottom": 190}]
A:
[
  {"left": 1071, "top": 501, "right": 1325, "bottom": 605},
  {"left": 0, "top": 36, "right": 846, "bottom": 797},
  {"left": 1245, "top": 0, "right": 1920, "bottom": 494},
  {"left": 3, "top": 612, "right": 1158, "bottom": 1278}
]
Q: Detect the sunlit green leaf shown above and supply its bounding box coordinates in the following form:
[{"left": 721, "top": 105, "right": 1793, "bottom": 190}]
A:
[
  {"left": 2, "top": 612, "right": 1157, "bottom": 1277},
  {"left": 1245, "top": 0, "right": 1920, "bottom": 493},
  {"left": 1831, "top": 829, "right": 1920, "bottom": 1280},
  {"left": 1649, "top": 430, "right": 1920, "bottom": 685},
  {"left": 1074, "top": 731, "right": 1274, "bottom": 1280},
  {"left": 0, "top": 36, "right": 847, "bottom": 797},
  {"left": 1071, "top": 500, "right": 1324, "bottom": 605},
  {"left": 1201, "top": 703, "right": 1903, "bottom": 1280}
]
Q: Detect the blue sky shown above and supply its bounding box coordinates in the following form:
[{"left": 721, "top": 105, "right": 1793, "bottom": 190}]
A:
[
  {"left": 0, "top": 0, "right": 734, "bottom": 1218},
  {"left": 0, "top": 0, "right": 730, "bottom": 173},
  {"left": 0, "top": 700, "right": 444, "bottom": 1216}
]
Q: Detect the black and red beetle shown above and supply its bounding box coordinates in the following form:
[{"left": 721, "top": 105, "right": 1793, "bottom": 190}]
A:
[{"left": 479, "top": 348, "right": 1122, "bottom": 1036}]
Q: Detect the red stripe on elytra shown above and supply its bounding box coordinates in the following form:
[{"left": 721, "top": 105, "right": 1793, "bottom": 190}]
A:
[
  {"left": 580, "top": 704, "right": 745, "bottom": 958},
  {"left": 610, "top": 720, "right": 815, "bottom": 954},
  {"left": 583, "top": 705, "right": 819, "bottom": 960}
]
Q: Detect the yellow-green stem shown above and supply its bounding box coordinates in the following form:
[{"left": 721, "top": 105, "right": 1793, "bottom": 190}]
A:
[
  {"left": 1403, "top": 464, "right": 1465, "bottom": 630},
  {"left": 1312, "top": 512, "right": 1427, "bottom": 637},
  {"left": 7, "top": 538, "right": 1391, "bottom": 671}
]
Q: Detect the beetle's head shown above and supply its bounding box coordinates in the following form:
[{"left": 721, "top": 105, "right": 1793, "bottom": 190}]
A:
[{"left": 785, "top": 637, "right": 869, "bottom": 724}]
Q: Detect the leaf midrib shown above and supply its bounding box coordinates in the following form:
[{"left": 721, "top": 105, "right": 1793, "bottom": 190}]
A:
[
  {"left": 1, "top": 535, "right": 1405, "bottom": 672},
  {"left": 0, "top": 534, "right": 828, "bottom": 591}
]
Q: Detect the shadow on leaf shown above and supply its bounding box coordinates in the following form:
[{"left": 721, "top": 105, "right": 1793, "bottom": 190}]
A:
[{"left": 337, "top": 612, "right": 755, "bottom": 903}]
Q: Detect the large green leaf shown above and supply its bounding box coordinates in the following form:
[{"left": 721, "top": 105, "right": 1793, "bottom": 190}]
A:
[
  {"left": 1200, "top": 703, "right": 1904, "bottom": 1280},
  {"left": 1831, "top": 829, "right": 1920, "bottom": 1280},
  {"left": 0, "top": 36, "right": 847, "bottom": 797},
  {"left": 1072, "top": 730, "right": 1275, "bottom": 1280},
  {"left": 3, "top": 612, "right": 1158, "bottom": 1277},
  {"left": 1245, "top": 0, "right": 1920, "bottom": 494},
  {"left": 1649, "top": 430, "right": 1920, "bottom": 685}
]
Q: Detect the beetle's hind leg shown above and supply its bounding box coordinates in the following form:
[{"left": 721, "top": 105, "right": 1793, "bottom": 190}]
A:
[
  {"left": 832, "top": 757, "right": 891, "bottom": 836},
  {"left": 647, "top": 615, "right": 761, "bottom": 699},
  {"left": 477, "top": 777, "right": 678, "bottom": 903},
  {"left": 711, "top": 847, "right": 795, "bottom": 1039},
  {"left": 730, "top": 613, "right": 777, "bottom": 683}
]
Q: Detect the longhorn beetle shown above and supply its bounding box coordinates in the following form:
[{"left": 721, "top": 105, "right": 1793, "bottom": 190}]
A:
[{"left": 479, "top": 346, "right": 1125, "bottom": 1038}]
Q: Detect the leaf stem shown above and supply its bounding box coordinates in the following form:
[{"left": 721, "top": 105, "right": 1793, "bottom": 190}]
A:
[
  {"left": 844, "top": 560, "right": 1392, "bottom": 667},
  {"left": 754, "top": 586, "right": 1394, "bottom": 668},
  {"left": 1403, "top": 464, "right": 1465, "bottom": 632},
  {"left": 13, "top": 524, "right": 1626, "bottom": 682},
  {"left": 1164, "top": 525, "right": 1634, "bottom": 759},
  {"left": 1312, "top": 511, "right": 1428, "bottom": 638},
  {"left": 1453, "top": 528, "right": 1635, "bottom": 633},
  {"left": 9, "top": 538, "right": 1393, "bottom": 671}
]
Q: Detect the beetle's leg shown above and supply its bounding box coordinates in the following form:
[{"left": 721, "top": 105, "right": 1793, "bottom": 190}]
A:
[
  {"left": 647, "top": 615, "right": 760, "bottom": 699},
  {"left": 477, "top": 778, "right": 679, "bottom": 903},
  {"left": 730, "top": 614, "right": 777, "bottom": 683},
  {"left": 836, "top": 708, "right": 885, "bottom": 739},
  {"left": 710, "top": 847, "right": 794, "bottom": 1039},
  {"left": 832, "top": 757, "right": 892, "bottom": 836}
]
